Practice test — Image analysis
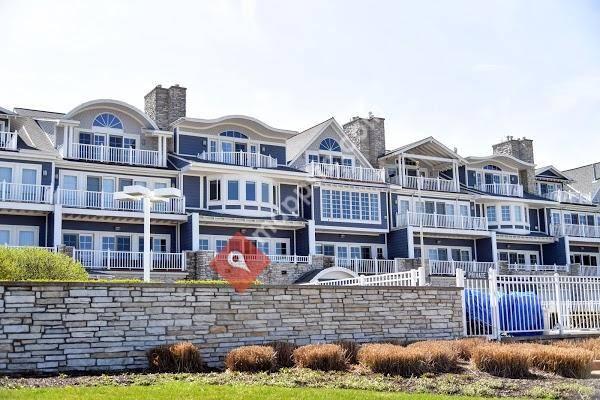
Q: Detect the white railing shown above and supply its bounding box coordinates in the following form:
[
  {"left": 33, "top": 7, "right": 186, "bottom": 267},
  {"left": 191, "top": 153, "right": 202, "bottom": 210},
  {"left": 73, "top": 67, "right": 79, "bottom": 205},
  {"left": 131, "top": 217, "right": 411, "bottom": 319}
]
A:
[
  {"left": 212, "top": 253, "right": 311, "bottom": 264},
  {"left": 197, "top": 151, "right": 278, "bottom": 168},
  {"left": 0, "top": 131, "right": 18, "bottom": 150},
  {"left": 73, "top": 249, "right": 185, "bottom": 271},
  {"left": 2, "top": 245, "right": 57, "bottom": 252},
  {"left": 56, "top": 189, "right": 185, "bottom": 214},
  {"left": 0, "top": 182, "right": 52, "bottom": 204},
  {"left": 550, "top": 223, "right": 600, "bottom": 238},
  {"left": 403, "top": 175, "right": 458, "bottom": 192},
  {"left": 397, "top": 211, "right": 488, "bottom": 231},
  {"left": 306, "top": 162, "right": 386, "bottom": 183},
  {"left": 542, "top": 190, "right": 592, "bottom": 205},
  {"left": 66, "top": 143, "right": 161, "bottom": 167},
  {"left": 335, "top": 258, "right": 397, "bottom": 274},
  {"left": 429, "top": 260, "right": 495, "bottom": 277},
  {"left": 312, "top": 268, "right": 424, "bottom": 287},
  {"left": 579, "top": 266, "right": 600, "bottom": 277},
  {"left": 474, "top": 183, "right": 523, "bottom": 197},
  {"left": 507, "top": 263, "right": 570, "bottom": 273},
  {"left": 459, "top": 268, "right": 600, "bottom": 338}
]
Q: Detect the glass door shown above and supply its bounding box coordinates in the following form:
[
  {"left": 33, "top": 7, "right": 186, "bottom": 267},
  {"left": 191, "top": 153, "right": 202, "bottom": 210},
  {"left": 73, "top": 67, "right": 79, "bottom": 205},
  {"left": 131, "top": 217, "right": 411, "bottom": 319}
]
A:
[
  {"left": 0, "top": 229, "right": 10, "bottom": 246},
  {"left": 86, "top": 176, "right": 101, "bottom": 208},
  {"left": 21, "top": 168, "right": 37, "bottom": 202},
  {"left": 62, "top": 175, "right": 78, "bottom": 206},
  {"left": 102, "top": 178, "right": 115, "bottom": 209},
  {"left": 0, "top": 166, "right": 12, "bottom": 201}
]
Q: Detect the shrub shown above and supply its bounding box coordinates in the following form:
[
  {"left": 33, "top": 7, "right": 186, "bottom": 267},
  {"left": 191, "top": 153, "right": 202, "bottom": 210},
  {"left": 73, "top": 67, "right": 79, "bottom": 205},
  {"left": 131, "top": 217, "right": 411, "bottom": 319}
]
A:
[
  {"left": 293, "top": 344, "right": 348, "bottom": 371},
  {"left": 471, "top": 344, "right": 530, "bottom": 378},
  {"left": 407, "top": 341, "right": 459, "bottom": 373},
  {"left": 358, "top": 344, "right": 428, "bottom": 377},
  {"left": 333, "top": 340, "right": 361, "bottom": 365},
  {"left": 526, "top": 344, "right": 593, "bottom": 379},
  {"left": 147, "top": 342, "right": 203, "bottom": 373},
  {"left": 560, "top": 338, "right": 600, "bottom": 359},
  {"left": 267, "top": 341, "right": 296, "bottom": 368},
  {"left": 0, "top": 247, "right": 88, "bottom": 281},
  {"left": 225, "top": 345, "right": 276, "bottom": 372},
  {"left": 449, "top": 338, "right": 486, "bottom": 361}
]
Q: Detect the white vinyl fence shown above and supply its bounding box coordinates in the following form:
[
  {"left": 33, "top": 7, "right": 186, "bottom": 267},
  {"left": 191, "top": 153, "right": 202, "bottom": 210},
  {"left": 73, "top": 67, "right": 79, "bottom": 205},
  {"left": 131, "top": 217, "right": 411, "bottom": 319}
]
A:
[
  {"left": 311, "top": 267, "right": 426, "bottom": 287},
  {"left": 458, "top": 268, "right": 600, "bottom": 339}
]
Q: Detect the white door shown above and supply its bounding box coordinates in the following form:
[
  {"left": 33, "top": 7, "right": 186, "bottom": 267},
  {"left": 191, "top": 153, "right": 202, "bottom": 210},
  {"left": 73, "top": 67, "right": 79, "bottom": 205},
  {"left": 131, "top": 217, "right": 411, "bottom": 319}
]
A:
[
  {"left": 21, "top": 168, "right": 37, "bottom": 202},
  {"left": 62, "top": 175, "right": 78, "bottom": 206},
  {"left": 102, "top": 178, "right": 115, "bottom": 209}
]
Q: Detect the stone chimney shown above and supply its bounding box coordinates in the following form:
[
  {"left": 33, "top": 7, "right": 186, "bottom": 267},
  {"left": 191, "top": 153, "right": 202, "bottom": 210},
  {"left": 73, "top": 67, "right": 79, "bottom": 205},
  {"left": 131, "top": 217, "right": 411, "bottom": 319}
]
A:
[
  {"left": 144, "top": 84, "right": 187, "bottom": 130},
  {"left": 342, "top": 113, "right": 386, "bottom": 168},
  {"left": 492, "top": 136, "right": 536, "bottom": 194}
]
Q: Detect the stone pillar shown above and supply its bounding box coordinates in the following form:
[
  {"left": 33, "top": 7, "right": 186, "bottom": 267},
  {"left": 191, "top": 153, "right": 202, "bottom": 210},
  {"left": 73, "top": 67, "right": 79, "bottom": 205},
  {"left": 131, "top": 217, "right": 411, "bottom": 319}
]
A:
[
  {"left": 185, "top": 250, "right": 219, "bottom": 280},
  {"left": 144, "top": 84, "right": 187, "bottom": 130},
  {"left": 311, "top": 255, "right": 325, "bottom": 269},
  {"left": 57, "top": 245, "right": 74, "bottom": 258}
]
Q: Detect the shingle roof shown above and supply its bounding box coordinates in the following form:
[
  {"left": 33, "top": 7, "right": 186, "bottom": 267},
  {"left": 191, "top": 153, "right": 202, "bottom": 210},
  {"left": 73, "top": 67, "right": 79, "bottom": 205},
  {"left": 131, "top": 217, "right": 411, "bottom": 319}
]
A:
[
  {"left": 563, "top": 163, "right": 600, "bottom": 202},
  {"left": 286, "top": 118, "right": 334, "bottom": 163},
  {"left": 13, "top": 108, "right": 65, "bottom": 119}
]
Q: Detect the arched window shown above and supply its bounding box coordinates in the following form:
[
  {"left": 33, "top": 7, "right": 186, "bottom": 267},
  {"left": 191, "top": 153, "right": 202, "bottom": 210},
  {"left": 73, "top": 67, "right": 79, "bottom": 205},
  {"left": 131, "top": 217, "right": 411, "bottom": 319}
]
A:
[
  {"left": 483, "top": 164, "right": 501, "bottom": 171},
  {"left": 219, "top": 130, "right": 248, "bottom": 139},
  {"left": 319, "top": 138, "right": 341, "bottom": 152},
  {"left": 92, "top": 113, "right": 123, "bottom": 130}
]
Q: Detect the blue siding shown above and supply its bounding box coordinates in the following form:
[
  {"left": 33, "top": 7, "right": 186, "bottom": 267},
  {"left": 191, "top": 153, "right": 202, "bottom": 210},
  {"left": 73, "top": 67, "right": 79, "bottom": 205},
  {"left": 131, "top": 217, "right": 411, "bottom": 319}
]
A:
[
  {"left": 0, "top": 214, "right": 48, "bottom": 246},
  {"left": 529, "top": 209, "right": 540, "bottom": 231},
  {"left": 316, "top": 233, "right": 386, "bottom": 244},
  {"left": 178, "top": 134, "right": 207, "bottom": 156},
  {"left": 415, "top": 237, "right": 475, "bottom": 251},
  {"left": 180, "top": 214, "right": 194, "bottom": 251},
  {"left": 467, "top": 170, "right": 476, "bottom": 187},
  {"left": 538, "top": 209, "right": 546, "bottom": 232},
  {"left": 260, "top": 144, "right": 286, "bottom": 166},
  {"left": 314, "top": 187, "right": 388, "bottom": 230},
  {"left": 387, "top": 229, "right": 409, "bottom": 258},
  {"left": 296, "top": 227, "right": 309, "bottom": 256},
  {"left": 542, "top": 238, "right": 567, "bottom": 265},
  {"left": 280, "top": 184, "right": 298, "bottom": 215},
  {"left": 198, "top": 225, "right": 296, "bottom": 254},
  {"left": 183, "top": 175, "right": 201, "bottom": 209},
  {"left": 475, "top": 238, "right": 494, "bottom": 262},
  {"left": 570, "top": 245, "right": 600, "bottom": 253},
  {"left": 302, "top": 188, "right": 312, "bottom": 219},
  {"left": 390, "top": 193, "right": 399, "bottom": 228},
  {"left": 459, "top": 166, "right": 467, "bottom": 185}
]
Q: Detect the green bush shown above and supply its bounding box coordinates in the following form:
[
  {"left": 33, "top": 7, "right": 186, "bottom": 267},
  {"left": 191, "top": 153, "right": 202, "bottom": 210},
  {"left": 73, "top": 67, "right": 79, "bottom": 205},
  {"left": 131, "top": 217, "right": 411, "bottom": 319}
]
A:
[{"left": 0, "top": 247, "right": 88, "bottom": 281}]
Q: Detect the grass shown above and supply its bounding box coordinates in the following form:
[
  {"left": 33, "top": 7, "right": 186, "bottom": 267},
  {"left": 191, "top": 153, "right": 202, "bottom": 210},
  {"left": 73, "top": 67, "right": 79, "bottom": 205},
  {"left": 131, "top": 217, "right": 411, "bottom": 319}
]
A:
[{"left": 0, "top": 381, "right": 507, "bottom": 400}]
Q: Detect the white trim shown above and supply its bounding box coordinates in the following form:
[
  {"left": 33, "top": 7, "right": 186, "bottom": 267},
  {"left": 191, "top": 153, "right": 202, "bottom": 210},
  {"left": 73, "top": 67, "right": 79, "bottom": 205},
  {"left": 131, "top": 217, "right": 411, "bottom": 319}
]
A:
[
  {"left": 62, "top": 229, "right": 171, "bottom": 252},
  {"left": 0, "top": 224, "right": 40, "bottom": 246},
  {"left": 172, "top": 115, "right": 298, "bottom": 137},
  {"left": 308, "top": 267, "right": 359, "bottom": 283},
  {"left": 63, "top": 99, "right": 158, "bottom": 130},
  {"left": 198, "top": 234, "right": 291, "bottom": 255}
]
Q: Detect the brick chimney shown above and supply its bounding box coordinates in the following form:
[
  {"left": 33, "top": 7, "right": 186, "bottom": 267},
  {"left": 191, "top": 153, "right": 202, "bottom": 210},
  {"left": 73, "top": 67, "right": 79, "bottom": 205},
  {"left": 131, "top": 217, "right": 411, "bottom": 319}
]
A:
[
  {"left": 342, "top": 113, "right": 386, "bottom": 168},
  {"left": 492, "top": 136, "right": 536, "bottom": 194},
  {"left": 144, "top": 84, "right": 187, "bottom": 130}
]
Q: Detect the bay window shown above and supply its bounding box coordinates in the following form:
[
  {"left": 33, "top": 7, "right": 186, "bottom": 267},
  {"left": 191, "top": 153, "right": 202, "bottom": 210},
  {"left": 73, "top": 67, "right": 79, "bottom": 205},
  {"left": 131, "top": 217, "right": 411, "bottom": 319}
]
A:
[{"left": 321, "top": 189, "right": 380, "bottom": 223}]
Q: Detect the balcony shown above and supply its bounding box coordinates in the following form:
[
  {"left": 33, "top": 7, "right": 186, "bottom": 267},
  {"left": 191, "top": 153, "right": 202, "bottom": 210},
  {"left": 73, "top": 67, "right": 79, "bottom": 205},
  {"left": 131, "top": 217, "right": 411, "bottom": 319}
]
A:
[
  {"left": 506, "top": 263, "right": 570, "bottom": 273},
  {"left": 335, "top": 258, "right": 398, "bottom": 274},
  {"left": 212, "top": 253, "right": 311, "bottom": 264},
  {"left": 542, "top": 190, "right": 592, "bottom": 205},
  {"left": 56, "top": 189, "right": 186, "bottom": 214},
  {"left": 550, "top": 223, "right": 600, "bottom": 239},
  {"left": 474, "top": 183, "right": 523, "bottom": 197},
  {"left": 390, "top": 175, "right": 458, "bottom": 192},
  {"left": 63, "top": 143, "right": 161, "bottom": 167},
  {"left": 428, "top": 260, "right": 496, "bottom": 276},
  {"left": 0, "top": 182, "right": 52, "bottom": 204},
  {"left": 197, "top": 151, "right": 278, "bottom": 169},
  {"left": 0, "top": 131, "right": 17, "bottom": 151},
  {"left": 73, "top": 249, "right": 185, "bottom": 271},
  {"left": 398, "top": 211, "right": 488, "bottom": 231},
  {"left": 306, "top": 162, "right": 385, "bottom": 183}
]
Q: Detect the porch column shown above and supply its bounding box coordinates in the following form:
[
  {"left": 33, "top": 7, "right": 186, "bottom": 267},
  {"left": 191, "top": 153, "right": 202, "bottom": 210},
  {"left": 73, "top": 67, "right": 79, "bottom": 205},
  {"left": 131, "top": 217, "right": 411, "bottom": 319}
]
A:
[
  {"left": 308, "top": 219, "right": 316, "bottom": 255},
  {"left": 191, "top": 212, "right": 200, "bottom": 251},
  {"left": 452, "top": 160, "right": 460, "bottom": 191},
  {"left": 65, "top": 126, "right": 71, "bottom": 158},
  {"left": 53, "top": 204, "right": 62, "bottom": 247},
  {"left": 490, "top": 231, "right": 498, "bottom": 263},
  {"left": 158, "top": 136, "right": 164, "bottom": 167},
  {"left": 399, "top": 154, "right": 405, "bottom": 187}
]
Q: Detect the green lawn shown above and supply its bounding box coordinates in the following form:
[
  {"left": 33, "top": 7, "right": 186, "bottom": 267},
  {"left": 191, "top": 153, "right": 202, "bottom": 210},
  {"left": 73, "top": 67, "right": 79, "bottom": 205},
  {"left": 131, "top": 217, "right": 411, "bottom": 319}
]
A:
[{"left": 0, "top": 382, "right": 497, "bottom": 400}]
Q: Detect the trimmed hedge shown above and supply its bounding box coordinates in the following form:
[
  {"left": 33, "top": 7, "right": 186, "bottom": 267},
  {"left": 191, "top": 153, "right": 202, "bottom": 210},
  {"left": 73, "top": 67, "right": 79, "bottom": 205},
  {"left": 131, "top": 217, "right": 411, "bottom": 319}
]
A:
[{"left": 0, "top": 247, "right": 88, "bottom": 281}]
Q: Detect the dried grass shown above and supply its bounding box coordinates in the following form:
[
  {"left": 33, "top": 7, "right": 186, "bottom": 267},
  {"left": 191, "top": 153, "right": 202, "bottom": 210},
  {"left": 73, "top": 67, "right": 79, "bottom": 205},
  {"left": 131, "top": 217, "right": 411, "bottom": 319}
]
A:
[
  {"left": 449, "top": 338, "right": 487, "bottom": 360},
  {"left": 471, "top": 344, "right": 530, "bottom": 378},
  {"left": 225, "top": 346, "right": 276, "bottom": 372},
  {"left": 292, "top": 344, "right": 348, "bottom": 371},
  {"left": 333, "top": 340, "right": 361, "bottom": 365},
  {"left": 357, "top": 344, "right": 428, "bottom": 377},
  {"left": 147, "top": 342, "right": 203, "bottom": 373},
  {"left": 267, "top": 341, "right": 296, "bottom": 368},
  {"left": 523, "top": 344, "right": 593, "bottom": 379},
  {"left": 407, "top": 341, "right": 460, "bottom": 373}
]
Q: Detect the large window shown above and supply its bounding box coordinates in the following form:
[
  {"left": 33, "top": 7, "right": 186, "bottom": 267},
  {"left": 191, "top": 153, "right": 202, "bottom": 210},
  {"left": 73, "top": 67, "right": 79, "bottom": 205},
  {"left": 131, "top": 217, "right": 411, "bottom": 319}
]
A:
[
  {"left": 93, "top": 113, "right": 123, "bottom": 130},
  {"left": 209, "top": 180, "right": 221, "bottom": 201},
  {"left": 227, "top": 180, "right": 239, "bottom": 200},
  {"left": 486, "top": 206, "right": 496, "bottom": 222},
  {"left": 246, "top": 181, "right": 256, "bottom": 201},
  {"left": 501, "top": 206, "right": 511, "bottom": 222},
  {"left": 321, "top": 189, "right": 380, "bottom": 222}
]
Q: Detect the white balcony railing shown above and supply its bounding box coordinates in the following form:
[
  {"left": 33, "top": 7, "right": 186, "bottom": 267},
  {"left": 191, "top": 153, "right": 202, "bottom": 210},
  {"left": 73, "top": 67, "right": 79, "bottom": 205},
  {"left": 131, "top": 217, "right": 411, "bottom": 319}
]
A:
[
  {"left": 73, "top": 249, "right": 185, "bottom": 271},
  {"left": 397, "top": 211, "right": 488, "bottom": 231},
  {"left": 507, "top": 263, "right": 570, "bottom": 273},
  {"left": 550, "top": 223, "right": 600, "bottom": 238},
  {"left": 428, "top": 260, "right": 496, "bottom": 276},
  {"left": 56, "top": 189, "right": 186, "bottom": 214},
  {"left": 579, "top": 266, "right": 600, "bottom": 276},
  {"left": 542, "top": 190, "right": 592, "bottom": 205},
  {"left": 402, "top": 175, "right": 458, "bottom": 192},
  {"left": 212, "top": 253, "right": 311, "bottom": 264},
  {"left": 197, "top": 151, "right": 278, "bottom": 169},
  {"left": 307, "top": 162, "right": 386, "bottom": 183},
  {"left": 0, "top": 182, "right": 52, "bottom": 204},
  {"left": 0, "top": 131, "right": 18, "bottom": 150},
  {"left": 65, "top": 143, "right": 161, "bottom": 167},
  {"left": 335, "top": 258, "right": 397, "bottom": 274},
  {"left": 474, "top": 183, "right": 523, "bottom": 197}
]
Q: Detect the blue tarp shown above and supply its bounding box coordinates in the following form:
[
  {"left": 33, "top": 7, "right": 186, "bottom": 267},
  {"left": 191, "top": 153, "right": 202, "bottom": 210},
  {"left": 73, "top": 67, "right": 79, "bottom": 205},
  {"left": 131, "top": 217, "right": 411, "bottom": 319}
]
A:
[{"left": 465, "top": 289, "right": 544, "bottom": 336}]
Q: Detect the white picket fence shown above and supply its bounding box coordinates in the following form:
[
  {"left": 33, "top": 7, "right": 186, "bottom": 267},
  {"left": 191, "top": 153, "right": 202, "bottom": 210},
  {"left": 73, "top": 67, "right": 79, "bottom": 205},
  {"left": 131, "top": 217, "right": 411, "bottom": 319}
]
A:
[
  {"left": 458, "top": 268, "right": 600, "bottom": 339},
  {"left": 311, "top": 267, "right": 426, "bottom": 287}
]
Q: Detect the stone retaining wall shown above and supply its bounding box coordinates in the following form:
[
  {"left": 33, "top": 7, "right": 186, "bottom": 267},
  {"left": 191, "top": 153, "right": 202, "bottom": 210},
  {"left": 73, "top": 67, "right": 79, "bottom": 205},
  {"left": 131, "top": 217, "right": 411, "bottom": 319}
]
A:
[{"left": 0, "top": 282, "right": 463, "bottom": 374}]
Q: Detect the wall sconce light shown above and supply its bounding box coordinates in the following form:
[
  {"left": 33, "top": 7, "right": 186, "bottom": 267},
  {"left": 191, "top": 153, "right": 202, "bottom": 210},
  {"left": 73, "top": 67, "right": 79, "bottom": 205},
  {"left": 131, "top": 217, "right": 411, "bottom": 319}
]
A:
[
  {"left": 340, "top": 234, "right": 346, "bottom": 239},
  {"left": 506, "top": 244, "right": 511, "bottom": 249},
  {"left": 436, "top": 239, "right": 441, "bottom": 244},
  {"left": 115, "top": 226, "right": 121, "bottom": 231}
]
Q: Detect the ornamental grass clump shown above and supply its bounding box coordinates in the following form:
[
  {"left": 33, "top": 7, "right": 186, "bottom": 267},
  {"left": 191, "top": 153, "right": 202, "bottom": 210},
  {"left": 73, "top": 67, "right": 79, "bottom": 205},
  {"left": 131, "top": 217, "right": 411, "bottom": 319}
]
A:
[
  {"left": 357, "top": 343, "right": 428, "bottom": 377},
  {"left": 147, "top": 342, "right": 203, "bottom": 373},
  {"left": 267, "top": 341, "right": 296, "bottom": 368},
  {"left": 292, "top": 344, "right": 348, "bottom": 371},
  {"left": 525, "top": 344, "right": 593, "bottom": 379},
  {"left": 471, "top": 344, "right": 530, "bottom": 378},
  {"left": 333, "top": 340, "right": 361, "bottom": 365},
  {"left": 449, "top": 338, "right": 486, "bottom": 361},
  {"left": 407, "top": 340, "right": 460, "bottom": 373},
  {"left": 225, "top": 345, "right": 276, "bottom": 372}
]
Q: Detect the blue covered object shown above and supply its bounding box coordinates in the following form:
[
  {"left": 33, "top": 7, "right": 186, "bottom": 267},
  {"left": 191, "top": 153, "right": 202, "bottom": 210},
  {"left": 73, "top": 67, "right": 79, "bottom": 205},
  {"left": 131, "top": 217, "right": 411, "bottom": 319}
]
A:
[{"left": 464, "top": 289, "right": 544, "bottom": 336}]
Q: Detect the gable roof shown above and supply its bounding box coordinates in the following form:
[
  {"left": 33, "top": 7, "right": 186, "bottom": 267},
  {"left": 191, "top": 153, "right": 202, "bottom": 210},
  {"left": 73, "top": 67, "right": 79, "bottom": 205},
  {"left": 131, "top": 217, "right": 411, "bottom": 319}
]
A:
[
  {"left": 287, "top": 118, "right": 371, "bottom": 167},
  {"left": 535, "top": 165, "right": 572, "bottom": 181},
  {"left": 14, "top": 108, "right": 65, "bottom": 119},
  {"left": 563, "top": 162, "right": 600, "bottom": 202},
  {"left": 381, "top": 136, "right": 467, "bottom": 164},
  {"left": 172, "top": 115, "right": 297, "bottom": 139},
  {"left": 466, "top": 153, "right": 535, "bottom": 169},
  {"left": 0, "top": 106, "right": 15, "bottom": 115}
]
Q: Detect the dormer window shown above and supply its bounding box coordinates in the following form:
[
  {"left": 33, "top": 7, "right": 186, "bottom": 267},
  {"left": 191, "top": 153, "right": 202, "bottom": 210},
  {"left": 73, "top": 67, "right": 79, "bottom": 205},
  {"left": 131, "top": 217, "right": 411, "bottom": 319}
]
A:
[
  {"left": 220, "top": 130, "right": 248, "bottom": 140},
  {"left": 92, "top": 113, "right": 123, "bottom": 131},
  {"left": 307, "top": 137, "right": 354, "bottom": 166},
  {"left": 319, "top": 138, "right": 341, "bottom": 152}
]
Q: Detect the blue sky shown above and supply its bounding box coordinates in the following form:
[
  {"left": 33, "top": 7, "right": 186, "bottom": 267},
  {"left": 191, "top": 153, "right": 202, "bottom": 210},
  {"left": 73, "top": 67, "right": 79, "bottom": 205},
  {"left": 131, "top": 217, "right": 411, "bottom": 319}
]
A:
[{"left": 1, "top": 0, "right": 599, "bottom": 169}]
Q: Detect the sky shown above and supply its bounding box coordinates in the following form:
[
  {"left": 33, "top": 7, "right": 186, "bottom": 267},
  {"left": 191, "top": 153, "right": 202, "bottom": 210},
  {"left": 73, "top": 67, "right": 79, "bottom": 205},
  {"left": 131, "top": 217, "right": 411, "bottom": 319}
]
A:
[{"left": 1, "top": 0, "right": 599, "bottom": 170}]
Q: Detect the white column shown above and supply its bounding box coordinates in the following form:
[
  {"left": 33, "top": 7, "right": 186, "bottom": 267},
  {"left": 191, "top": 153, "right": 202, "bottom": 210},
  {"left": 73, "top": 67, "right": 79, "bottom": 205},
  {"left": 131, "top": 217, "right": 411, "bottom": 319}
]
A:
[
  {"left": 143, "top": 197, "right": 151, "bottom": 282},
  {"left": 407, "top": 226, "right": 415, "bottom": 258},
  {"left": 399, "top": 154, "right": 405, "bottom": 187},
  {"left": 308, "top": 219, "right": 316, "bottom": 255},
  {"left": 157, "top": 136, "right": 163, "bottom": 167},
  {"left": 453, "top": 160, "right": 459, "bottom": 192},
  {"left": 491, "top": 231, "right": 498, "bottom": 263},
  {"left": 191, "top": 212, "right": 200, "bottom": 251},
  {"left": 65, "top": 126, "right": 71, "bottom": 158},
  {"left": 53, "top": 204, "right": 62, "bottom": 247}
]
